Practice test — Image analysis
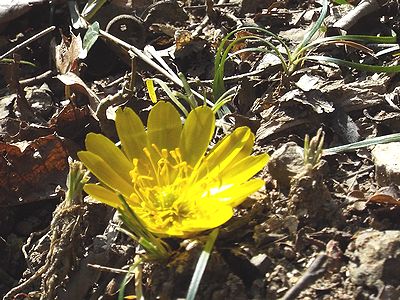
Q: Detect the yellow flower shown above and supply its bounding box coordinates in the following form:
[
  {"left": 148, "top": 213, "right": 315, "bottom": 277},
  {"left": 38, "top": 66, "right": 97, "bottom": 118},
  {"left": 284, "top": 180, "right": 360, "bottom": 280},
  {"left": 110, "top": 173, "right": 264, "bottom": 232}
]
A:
[{"left": 78, "top": 101, "right": 268, "bottom": 237}]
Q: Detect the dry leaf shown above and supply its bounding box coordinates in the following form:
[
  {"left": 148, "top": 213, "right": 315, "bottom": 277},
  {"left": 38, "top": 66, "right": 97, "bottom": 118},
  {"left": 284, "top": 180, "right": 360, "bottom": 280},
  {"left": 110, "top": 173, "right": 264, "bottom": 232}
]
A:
[
  {"left": 368, "top": 185, "right": 400, "bottom": 206},
  {"left": 0, "top": 135, "right": 70, "bottom": 206},
  {"left": 54, "top": 32, "right": 83, "bottom": 74}
]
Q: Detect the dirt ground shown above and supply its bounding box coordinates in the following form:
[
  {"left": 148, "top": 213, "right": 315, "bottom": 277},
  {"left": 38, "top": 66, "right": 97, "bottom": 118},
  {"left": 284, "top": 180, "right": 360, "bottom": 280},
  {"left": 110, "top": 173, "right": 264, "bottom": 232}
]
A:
[{"left": 1, "top": 0, "right": 400, "bottom": 299}]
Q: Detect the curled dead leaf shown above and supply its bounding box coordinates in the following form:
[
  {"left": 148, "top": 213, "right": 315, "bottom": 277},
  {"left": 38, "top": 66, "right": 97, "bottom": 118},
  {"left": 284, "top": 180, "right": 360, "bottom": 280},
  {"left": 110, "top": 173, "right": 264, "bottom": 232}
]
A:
[
  {"left": 368, "top": 185, "right": 400, "bottom": 207},
  {"left": 0, "top": 135, "right": 69, "bottom": 207}
]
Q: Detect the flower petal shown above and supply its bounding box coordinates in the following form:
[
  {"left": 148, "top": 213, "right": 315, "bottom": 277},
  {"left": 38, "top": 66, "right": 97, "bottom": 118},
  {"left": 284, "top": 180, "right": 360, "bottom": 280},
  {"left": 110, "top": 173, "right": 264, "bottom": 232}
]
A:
[
  {"left": 85, "top": 133, "right": 132, "bottom": 183},
  {"left": 78, "top": 151, "right": 134, "bottom": 197},
  {"left": 218, "top": 153, "right": 269, "bottom": 185},
  {"left": 180, "top": 200, "right": 233, "bottom": 234},
  {"left": 233, "top": 129, "right": 255, "bottom": 161},
  {"left": 147, "top": 101, "right": 182, "bottom": 151},
  {"left": 211, "top": 178, "right": 265, "bottom": 207},
  {"left": 115, "top": 107, "right": 148, "bottom": 161},
  {"left": 180, "top": 106, "right": 215, "bottom": 167},
  {"left": 197, "top": 126, "right": 253, "bottom": 179},
  {"left": 84, "top": 184, "right": 121, "bottom": 208}
]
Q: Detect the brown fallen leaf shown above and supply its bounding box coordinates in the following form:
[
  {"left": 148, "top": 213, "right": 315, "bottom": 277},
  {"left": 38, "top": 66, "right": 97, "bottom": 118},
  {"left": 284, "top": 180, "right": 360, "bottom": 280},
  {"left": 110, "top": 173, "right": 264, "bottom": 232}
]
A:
[
  {"left": 53, "top": 31, "right": 83, "bottom": 74},
  {"left": 0, "top": 134, "right": 70, "bottom": 207},
  {"left": 56, "top": 72, "right": 100, "bottom": 109},
  {"left": 368, "top": 184, "right": 400, "bottom": 206},
  {"left": 49, "top": 101, "right": 96, "bottom": 139}
]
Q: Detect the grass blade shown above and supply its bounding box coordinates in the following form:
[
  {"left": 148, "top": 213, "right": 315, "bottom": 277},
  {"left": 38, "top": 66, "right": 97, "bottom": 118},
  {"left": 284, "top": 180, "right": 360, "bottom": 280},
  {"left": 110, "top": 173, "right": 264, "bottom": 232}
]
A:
[
  {"left": 323, "top": 133, "right": 400, "bottom": 154},
  {"left": 304, "top": 55, "right": 400, "bottom": 72},
  {"left": 305, "top": 34, "right": 397, "bottom": 50},
  {"left": 297, "top": 0, "right": 328, "bottom": 50},
  {"left": 81, "top": 0, "right": 107, "bottom": 21},
  {"left": 118, "top": 257, "right": 143, "bottom": 300},
  {"left": 186, "top": 228, "right": 219, "bottom": 300},
  {"left": 151, "top": 78, "right": 189, "bottom": 116}
]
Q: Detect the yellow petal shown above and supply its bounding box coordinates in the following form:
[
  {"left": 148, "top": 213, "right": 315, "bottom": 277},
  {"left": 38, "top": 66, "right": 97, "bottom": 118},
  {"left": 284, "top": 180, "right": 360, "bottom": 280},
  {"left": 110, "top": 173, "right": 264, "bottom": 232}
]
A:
[
  {"left": 210, "top": 178, "right": 265, "bottom": 207},
  {"left": 85, "top": 133, "right": 132, "bottom": 184},
  {"left": 78, "top": 151, "right": 134, "bottom": 197},
  {"left": 147, "top": 101, "right": 182, "bottom": 151},
  {"left": 197, "top": 127, "right": 253, "bottom": 179},
  {"left": 180, "top": 106, "right": 215, "bottom": 167},
  {"left": 234, "top": 129, "right": 255, "bottom": 161},
  {"left": 218, "top": 153, "right": 269, "bottom": 185},
  {"left": 146, "top": 79, "right": 158, "bottom": 103},
  {"left": 180, "top": 200, "right": 233, "bottom": 233},
  {"left": 115, "top": 107, "right": 148, "bottom": 161},
  {"left": 84, "top": 184, "right": 121, "bottom": 208}
]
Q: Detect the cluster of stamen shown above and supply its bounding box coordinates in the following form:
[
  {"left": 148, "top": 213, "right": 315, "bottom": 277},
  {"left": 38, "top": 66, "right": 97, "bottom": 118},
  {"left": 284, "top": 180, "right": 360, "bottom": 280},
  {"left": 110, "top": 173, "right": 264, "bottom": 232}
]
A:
[{"left": 129, "top": 144, "right": 194, "bottom": 230}]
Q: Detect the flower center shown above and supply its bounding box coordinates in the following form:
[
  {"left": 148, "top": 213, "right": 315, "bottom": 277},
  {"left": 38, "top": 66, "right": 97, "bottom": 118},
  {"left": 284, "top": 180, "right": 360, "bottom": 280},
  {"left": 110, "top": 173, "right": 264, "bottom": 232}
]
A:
[{"left": 129, "top": 145, "right": 194, "bottom": 232}]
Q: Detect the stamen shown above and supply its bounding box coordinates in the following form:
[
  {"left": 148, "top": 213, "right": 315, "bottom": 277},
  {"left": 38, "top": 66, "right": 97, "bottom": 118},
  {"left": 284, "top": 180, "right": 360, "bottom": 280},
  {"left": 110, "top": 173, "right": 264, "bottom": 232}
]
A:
[
  {"left": 143, "top": 146, "right": 161, "bottom": 185},
  {"left": 161, "top": 148, "right": 168, "bottom": 159},
  {"left": 151, "top": 143, "right": 163, "bottom": 158},
  {"left": 128, "top": 145, "right": 203, "bottom": 232}
]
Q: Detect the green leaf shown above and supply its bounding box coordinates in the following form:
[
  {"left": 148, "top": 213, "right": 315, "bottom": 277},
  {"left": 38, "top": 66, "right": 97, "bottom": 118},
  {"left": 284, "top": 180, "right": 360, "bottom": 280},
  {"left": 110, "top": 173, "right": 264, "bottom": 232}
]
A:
[
  {"left": 81, "top": 0, "right": 108, "bottom": 20},
  {"left": 324, "top": 133, "right": 400, "bottom": 154},
  {"left": 186, "top": 228, "right": 219, "bottom": 300},
  {"left": 332, "top": 0, "right": 350, "bottom": 4},
  {"left": 304, "top": 55, "right": 400, "bottom": 73},
  {"left": 0, "top": 59, "right": 36, "bottom": 67},
  {"left": 80, "top": 22, "right": 100, "bottom": 59},
  {"left": 151, "top": 78, "right": 189, "bottom": 116},
  {"left": 118, "top": 258, "right": 142, "bottom": 300},
  {"left": 297, "top": 0, "right": 328, "bottom": 50},
  {"left": 305, "top": 34, "right": 397, "bottom": 50}
]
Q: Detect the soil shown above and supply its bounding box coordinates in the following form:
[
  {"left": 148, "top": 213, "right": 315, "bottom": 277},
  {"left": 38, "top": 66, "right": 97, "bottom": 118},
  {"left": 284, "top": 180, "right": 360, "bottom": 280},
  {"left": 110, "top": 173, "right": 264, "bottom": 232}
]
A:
[{"left": 1, "top": 0, "right": 400, "bottom": 299}]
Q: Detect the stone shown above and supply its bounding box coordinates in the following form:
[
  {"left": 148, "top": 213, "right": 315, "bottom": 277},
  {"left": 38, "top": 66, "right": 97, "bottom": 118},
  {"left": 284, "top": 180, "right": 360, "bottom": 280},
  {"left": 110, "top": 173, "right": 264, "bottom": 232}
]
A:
[
  {"left": 267, "top": 142, "right": 304, "bottom": 188},
  {"left": 346, "top": 230, "right": 400, "bottom": 289},
  {"left": 371, "top": 142, "right": 400, "bottom": 186}
]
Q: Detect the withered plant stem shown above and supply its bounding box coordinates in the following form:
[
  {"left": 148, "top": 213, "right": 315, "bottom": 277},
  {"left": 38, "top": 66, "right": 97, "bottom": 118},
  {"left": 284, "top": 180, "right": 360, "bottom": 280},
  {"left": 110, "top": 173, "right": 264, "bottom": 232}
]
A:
[{"left": 0, "top": 26, "right": 56, "bottom": 60}]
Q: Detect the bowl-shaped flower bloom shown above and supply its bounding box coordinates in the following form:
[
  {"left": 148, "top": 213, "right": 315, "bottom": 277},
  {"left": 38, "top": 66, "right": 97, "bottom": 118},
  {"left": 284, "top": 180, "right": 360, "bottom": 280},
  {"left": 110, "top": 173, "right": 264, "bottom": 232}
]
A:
[{"left": 78, "top": 101, "right": 268, "bottom": 237}]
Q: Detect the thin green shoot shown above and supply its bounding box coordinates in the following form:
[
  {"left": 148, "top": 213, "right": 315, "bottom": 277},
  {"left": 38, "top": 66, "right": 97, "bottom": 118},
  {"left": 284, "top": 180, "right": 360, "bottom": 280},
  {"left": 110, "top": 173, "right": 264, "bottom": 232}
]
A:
[
  {"left": 332, "top": 0, "right": 350, "bottom": 4},
  {"left": 212, "top": 0, "right": 399, "bottom": 98},
  {"left": 186, "top": 228, "right": 219, "bottom": 300},
  {"left": 178, "top": 72, "right": 198, "bottom": 109},
  {"left": 212, "top": 86, "right": 237, "bottom": 114},
  {"left": 304, "top": 128, "right": 325, "bottom": 168},
  {"left": 294, "top": 0, "right": 328, "bottom": 53},
  {"left": 65, "top": 160, "right": 90, "bottom": 206},
  {"left": 324, "top": 133, "right": 400, "bottom": 155},
  {"left": 117, "top": 194, "right": 171, "bottom": 261},
  {"left": 0, "top": 59, "right": 36, "bottom": 67},
  {"left": 148, "top": 78, "right": 189, "bottom": 116},
  {"left": 81, "top": 0, "right": 107, "bottom": 21},
  {"left": 118, "top": 256, "right": 143, "bottom": 300},
  {"left": 148, "top": 77, "right": 235, "bottom": 117}
]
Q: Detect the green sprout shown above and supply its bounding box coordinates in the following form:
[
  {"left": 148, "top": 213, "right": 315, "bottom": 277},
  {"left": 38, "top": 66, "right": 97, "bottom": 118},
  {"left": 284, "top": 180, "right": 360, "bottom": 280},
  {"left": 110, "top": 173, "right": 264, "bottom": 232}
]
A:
[
  {"left": 213, "top": 0, "right": 400, "bottom": 100},
  {"left": 304, "top": 128, "right": 325, "bottom": 168}
]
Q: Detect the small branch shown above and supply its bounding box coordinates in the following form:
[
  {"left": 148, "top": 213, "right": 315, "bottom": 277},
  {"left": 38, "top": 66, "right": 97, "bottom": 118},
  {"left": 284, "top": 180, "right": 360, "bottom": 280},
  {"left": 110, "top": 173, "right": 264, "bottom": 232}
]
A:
[
  {"left": 184, "top": 3, "right": 238, "bottom": 10},
  {"left": 19, "top": 70, "right": 55, "bottom": 88},
  {"left": 333, "top": 0, "right": 381, "bottom": 31},
  {"left": 281, "top": 253, "right": 329, "bottom": 300},
  {"left": 87, "top": 264, "right": 130, "bottom": 274},
  {"left": 99, "top": 28, "right": 215, "bottom": 106},
  {"left": 192, "top": 0, "right": 227, "bottom": 37},
  {"left": 0, "top": 26, "right": 55, "bottom": 60}
]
